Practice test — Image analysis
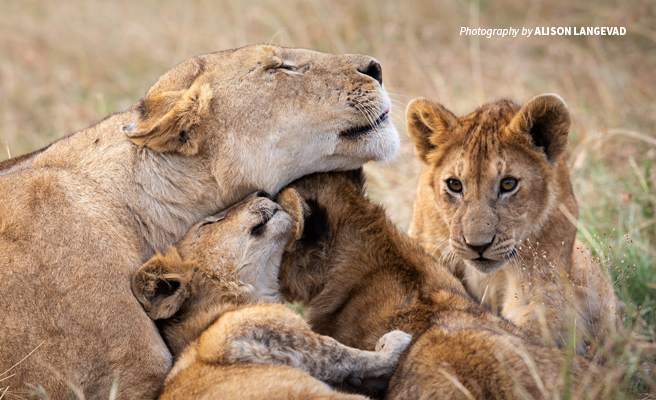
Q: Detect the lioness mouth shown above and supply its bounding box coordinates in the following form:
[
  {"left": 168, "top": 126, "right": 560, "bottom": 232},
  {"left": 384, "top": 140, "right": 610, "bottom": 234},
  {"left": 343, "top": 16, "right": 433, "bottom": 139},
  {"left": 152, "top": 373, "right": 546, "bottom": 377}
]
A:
[{"left": 339, "top": 109, "right": 390, "bottom": 138}]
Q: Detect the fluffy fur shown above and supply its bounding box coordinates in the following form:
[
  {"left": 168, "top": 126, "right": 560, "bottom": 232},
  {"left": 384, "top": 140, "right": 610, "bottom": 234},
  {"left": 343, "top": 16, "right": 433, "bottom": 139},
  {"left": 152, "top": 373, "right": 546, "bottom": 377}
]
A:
[
  {"left": 132, "top": 193, "right": 412, "bottom": 399},
  {"left": 277, "top": 170, "right": 609, "bottom": 399},
  {"left": 0, "top": 45, "right": 399, "bottom": 399},
  {"left": 406, "top": 94, "right": 619, "bottom": 352}
]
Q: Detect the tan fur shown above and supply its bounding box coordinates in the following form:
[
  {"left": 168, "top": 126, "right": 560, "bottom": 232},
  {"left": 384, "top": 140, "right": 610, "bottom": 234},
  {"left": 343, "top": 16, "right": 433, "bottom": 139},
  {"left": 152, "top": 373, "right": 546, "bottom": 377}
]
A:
[
  {"left": 406, "top": 94, "right": 619, "bottom": 352},
  {"left": 0, "top": 45, "right": 399, "bottom": 399},
  {"left": 278, "top": 170, "right": 610, "bottom": 399},
  {"left": 131, "top": 194, "right": 412, "bottom": 399}
]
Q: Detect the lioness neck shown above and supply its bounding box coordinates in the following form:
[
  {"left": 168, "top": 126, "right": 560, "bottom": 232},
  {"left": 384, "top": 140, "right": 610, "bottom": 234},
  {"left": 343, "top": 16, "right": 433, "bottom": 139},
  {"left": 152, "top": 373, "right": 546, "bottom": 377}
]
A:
[{"left": 29, "top": 109, "right": 231, "bottom": 259}]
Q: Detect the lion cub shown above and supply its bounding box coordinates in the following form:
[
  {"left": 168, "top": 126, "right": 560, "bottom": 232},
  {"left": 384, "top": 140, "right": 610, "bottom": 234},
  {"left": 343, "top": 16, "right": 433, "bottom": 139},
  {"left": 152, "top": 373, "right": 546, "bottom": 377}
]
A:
[
  {"left": 405, "top": 94, "right": 619, "bottom": 353},
  {"left": 277, "top": 170, "right": 608, "bottom": 399},
  {"left": 132, "top": 192, "right": 412, "bottom": 399}
]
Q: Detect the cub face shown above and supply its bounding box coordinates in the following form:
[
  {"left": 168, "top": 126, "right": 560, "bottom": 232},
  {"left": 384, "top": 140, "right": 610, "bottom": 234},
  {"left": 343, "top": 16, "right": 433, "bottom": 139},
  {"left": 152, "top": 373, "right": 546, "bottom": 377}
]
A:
[
  {"left": 406, "top": 94, "right": 571, "bottom": 273},
  {"left": 176, "top": 191, "right": 294, "bottom": 302},
  {"left": 132, "top": 192, "right": 296, "bottom": 355},
  {"left": 125, "top": 45, "right": 400, "bottom": 195}
]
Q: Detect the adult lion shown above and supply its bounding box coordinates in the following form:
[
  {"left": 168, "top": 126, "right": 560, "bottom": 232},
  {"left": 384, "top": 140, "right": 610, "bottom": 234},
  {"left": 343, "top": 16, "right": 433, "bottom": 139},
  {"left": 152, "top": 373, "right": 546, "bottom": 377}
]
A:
[
  {"left": 405, "top": 94, "right": 618, "bottom": 352},
  {"left": 0, "top": 45, "right": 398, "bottom": 399}
]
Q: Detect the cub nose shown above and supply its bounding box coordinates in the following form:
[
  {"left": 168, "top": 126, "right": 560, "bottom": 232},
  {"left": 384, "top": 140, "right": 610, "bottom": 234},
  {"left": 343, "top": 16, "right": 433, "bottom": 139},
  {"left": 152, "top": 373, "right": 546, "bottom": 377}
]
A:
[
  {"left": 358, "top": 60, "right": 383, "bottom": 85},
  {"left": 463, "top": 236, "right": 494, "bottom": 256},
  {"left": 255, "top": 191, "right": 272, "bottom": 200}
]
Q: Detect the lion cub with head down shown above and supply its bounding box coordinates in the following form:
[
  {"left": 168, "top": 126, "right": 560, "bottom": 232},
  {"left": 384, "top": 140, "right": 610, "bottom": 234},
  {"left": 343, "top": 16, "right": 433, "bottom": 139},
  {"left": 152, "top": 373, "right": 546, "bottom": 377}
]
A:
[
  {"left": 277, "top": 170, "right": 608, "bottom": 399},
  {"left": 132, "top": 192, "right": 412, "bottom": 399},
  {"left": 406, "top": 94, "right": 619, "bottom": 352}
]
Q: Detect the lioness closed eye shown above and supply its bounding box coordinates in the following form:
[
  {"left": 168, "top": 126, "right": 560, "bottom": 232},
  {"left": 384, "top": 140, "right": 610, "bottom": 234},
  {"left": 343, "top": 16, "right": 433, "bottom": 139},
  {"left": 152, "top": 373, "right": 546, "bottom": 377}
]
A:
[
  {"left": 406, "top": 94, "right": 619, "bottom": 352},
  {"left": 132, "top": 192, "right": 412, "bottom": 399},
  {"left": 0, "top": 44, "right": 399, "bottom": 399}
]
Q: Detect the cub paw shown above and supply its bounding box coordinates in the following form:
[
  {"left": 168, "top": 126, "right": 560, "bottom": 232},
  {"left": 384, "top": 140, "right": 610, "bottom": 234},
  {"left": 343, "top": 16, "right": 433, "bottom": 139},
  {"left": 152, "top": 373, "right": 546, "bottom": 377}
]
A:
[{"left": 375, "top": 330, "right": 412, "bottom": 356}]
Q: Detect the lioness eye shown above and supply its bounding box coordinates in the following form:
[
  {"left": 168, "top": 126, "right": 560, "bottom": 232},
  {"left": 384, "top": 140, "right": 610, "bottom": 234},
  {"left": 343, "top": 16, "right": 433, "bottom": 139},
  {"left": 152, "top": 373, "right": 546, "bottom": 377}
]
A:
[
  {"left": 500, "top": 177, "right": 518, "bottom": 192},
  {"left": 279, "top": 63, "right": 298, "bottom": 71},
  {"left": 447, "top": 179, "right": 463, "bottom": 193}
]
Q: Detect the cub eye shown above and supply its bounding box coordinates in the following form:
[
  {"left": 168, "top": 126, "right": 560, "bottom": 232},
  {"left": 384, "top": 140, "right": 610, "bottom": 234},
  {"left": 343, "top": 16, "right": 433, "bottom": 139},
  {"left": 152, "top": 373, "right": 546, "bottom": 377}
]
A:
[
  {"left": 500, "top": 177, "right": 518, "bottom": 193},
  {"left": 199, "top": 215, "right": 225, "bottom": 228},
  {"left": 446, "top": 179, "right": 463, "bottom": 193}
]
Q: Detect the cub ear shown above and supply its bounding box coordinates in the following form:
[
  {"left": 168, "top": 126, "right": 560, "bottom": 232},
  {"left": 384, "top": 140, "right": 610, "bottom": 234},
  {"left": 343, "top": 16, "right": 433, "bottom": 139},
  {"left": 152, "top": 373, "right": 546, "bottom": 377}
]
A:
[
  {"left": 405, "top": 97, "right": 458, "bottom": 164},
  {"left": 508, "top": 93, "right": 571, "bottom": 162},
  {"left": 277, "top": 188, "right": 311, "bottom": 244},
  {"left": 125, "top": 82, "right": 214, "bottom": 156},
  {"left": 276, "top": 186, "right": 329, "bottom": 249},
  {"left": 132, "top": 248, "right": 191, "bottom": 320}
]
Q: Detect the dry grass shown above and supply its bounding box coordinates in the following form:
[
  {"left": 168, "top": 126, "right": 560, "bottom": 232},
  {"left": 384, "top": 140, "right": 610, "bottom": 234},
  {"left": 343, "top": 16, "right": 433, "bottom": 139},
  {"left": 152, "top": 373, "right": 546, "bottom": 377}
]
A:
[{"left": 1, "top": 0, "right": 654, "bottom": 397}]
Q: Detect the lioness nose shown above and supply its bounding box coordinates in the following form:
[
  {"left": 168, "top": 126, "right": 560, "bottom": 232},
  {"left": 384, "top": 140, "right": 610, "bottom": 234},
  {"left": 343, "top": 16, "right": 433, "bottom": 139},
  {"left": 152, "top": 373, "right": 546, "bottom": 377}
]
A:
[
  {"left": 358, "top": 60, "right": 383, "bottom": 85},
  {"left": 464, "top": 237, "right": 494, "bottom": 255}
]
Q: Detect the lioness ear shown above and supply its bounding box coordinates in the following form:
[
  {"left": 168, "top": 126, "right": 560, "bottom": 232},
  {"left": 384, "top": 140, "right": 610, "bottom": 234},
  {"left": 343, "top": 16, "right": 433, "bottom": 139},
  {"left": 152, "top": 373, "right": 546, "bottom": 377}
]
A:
[
  {"left": 132, "top": 248, "right": 191, "bottom": 320},
  {"left": 125, "top": 82, "right": 214, "bottom": 156},
  {"left": 509, "top": 93, "right": 571, "bottom": 162},
  {"left": 405, "top": 97, "right": 458, "bottom": 164},
  {"left": 277, "top": 188, "right": 311, "bottom": 243}
]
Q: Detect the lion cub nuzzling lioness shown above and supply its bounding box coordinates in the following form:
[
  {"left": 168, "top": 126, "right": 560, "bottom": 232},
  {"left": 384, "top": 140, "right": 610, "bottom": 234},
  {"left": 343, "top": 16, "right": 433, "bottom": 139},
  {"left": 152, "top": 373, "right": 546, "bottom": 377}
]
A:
[
  {"left": 406, "top": 94, "right": 619, "bottom": 352},
  {"left": 0, "top": 45, "right": 399, "bottom": 399},
  {"left": 132, "top": 192, "right": 412, "bottom": 400}
]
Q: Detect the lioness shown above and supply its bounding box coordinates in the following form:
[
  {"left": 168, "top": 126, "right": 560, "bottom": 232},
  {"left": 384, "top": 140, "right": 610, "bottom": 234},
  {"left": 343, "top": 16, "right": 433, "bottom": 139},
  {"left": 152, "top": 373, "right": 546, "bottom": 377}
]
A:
[
  {"left": 132, "top": 192, "right": 412, "bottom": 399},
  {"left": 0, "top": 45, "right": 399, "bottom": 399},
  {"left": 277, "top": 170, "right": 608, "bottom": 399},
  {"left": 405, "top": 94, "right": 618, "bottom": 352}
]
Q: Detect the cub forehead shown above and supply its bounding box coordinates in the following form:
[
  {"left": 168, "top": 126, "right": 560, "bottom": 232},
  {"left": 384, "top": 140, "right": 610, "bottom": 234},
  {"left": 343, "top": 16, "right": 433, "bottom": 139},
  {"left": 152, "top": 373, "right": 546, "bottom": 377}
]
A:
[
  {"left": 454, "top": 101, "right": 518, "bottom": 137},
  {"left": 439, "top": 146, "right": 535, "bottom": 182}
]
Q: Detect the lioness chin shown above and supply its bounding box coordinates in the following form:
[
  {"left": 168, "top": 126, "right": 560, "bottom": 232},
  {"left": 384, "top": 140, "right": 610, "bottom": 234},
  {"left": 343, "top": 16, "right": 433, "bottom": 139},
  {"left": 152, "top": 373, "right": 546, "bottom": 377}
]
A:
[
  {"left": 405, "top": 94, "right": 619, "bottom": 353},
  {"left": 132, "top": 192, "right": 412, "bottom": 400},
  {"left": 277, "top": 170, "right": 608, "bottom": 399},
  {"left": 0, "top": 45, "right": 399, "bottom": 399}
]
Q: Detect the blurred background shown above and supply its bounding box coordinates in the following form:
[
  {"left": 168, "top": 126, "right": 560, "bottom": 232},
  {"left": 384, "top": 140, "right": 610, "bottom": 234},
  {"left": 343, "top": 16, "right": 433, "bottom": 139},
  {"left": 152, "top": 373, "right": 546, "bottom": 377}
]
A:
[{"left": 0, "top": 0, "right": 654, "bottom": 330}]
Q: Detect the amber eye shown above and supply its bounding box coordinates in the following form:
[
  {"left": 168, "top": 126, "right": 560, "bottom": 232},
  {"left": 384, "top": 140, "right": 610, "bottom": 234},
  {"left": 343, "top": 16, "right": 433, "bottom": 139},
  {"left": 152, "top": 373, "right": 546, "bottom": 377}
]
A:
[
  {"left": 447, "top": 179, "right": 463, "bottom": 193},
  {"left": 500, "top": 177, "right": 518, "bottom": 193}
]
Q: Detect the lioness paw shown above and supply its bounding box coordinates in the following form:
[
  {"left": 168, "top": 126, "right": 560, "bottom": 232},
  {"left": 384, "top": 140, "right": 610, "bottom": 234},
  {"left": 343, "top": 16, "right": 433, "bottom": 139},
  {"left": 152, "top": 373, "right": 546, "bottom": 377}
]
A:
[{"left": 375, "top": 330, "right": 412, "bottom": 355}]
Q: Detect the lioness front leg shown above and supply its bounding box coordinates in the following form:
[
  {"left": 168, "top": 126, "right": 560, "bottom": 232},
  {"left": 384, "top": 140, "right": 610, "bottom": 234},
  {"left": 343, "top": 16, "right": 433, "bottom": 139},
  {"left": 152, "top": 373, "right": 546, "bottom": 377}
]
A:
[{"left": 196, "top": 304, "right": 412, "bottom": 385}]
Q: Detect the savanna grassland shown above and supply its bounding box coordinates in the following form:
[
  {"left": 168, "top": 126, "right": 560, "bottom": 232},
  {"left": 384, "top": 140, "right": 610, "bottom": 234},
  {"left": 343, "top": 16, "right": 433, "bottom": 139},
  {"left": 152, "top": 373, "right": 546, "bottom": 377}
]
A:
[{"left": 1, "top": 0, "right": 654, "bottom": 398}]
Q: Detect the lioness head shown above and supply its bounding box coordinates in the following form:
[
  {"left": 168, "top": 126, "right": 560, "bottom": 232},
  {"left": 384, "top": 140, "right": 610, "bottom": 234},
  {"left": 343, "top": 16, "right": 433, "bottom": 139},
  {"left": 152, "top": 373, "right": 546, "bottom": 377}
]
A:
[
  {"left": 132, "top": 192, "right": 294, "bottom": 356},
  {"left": 406, "top": 94, "right": 572, "bottom": 273},
  {"left": 124, "top": 45, "right": 399, "bottom": 195}
]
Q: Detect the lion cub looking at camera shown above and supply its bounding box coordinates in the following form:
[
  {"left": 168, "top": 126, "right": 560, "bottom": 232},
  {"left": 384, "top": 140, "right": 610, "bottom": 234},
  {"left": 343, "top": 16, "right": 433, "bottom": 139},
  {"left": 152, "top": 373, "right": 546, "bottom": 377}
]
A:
[
  {"left": 132, "top": 192, "right": 412, "bottom": 399},
  {"left": 277, "top": 170, "right": 608, "bottom": 399},
  {"left": 405, "top": 94, "right": 619, "bottom": 352}
]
